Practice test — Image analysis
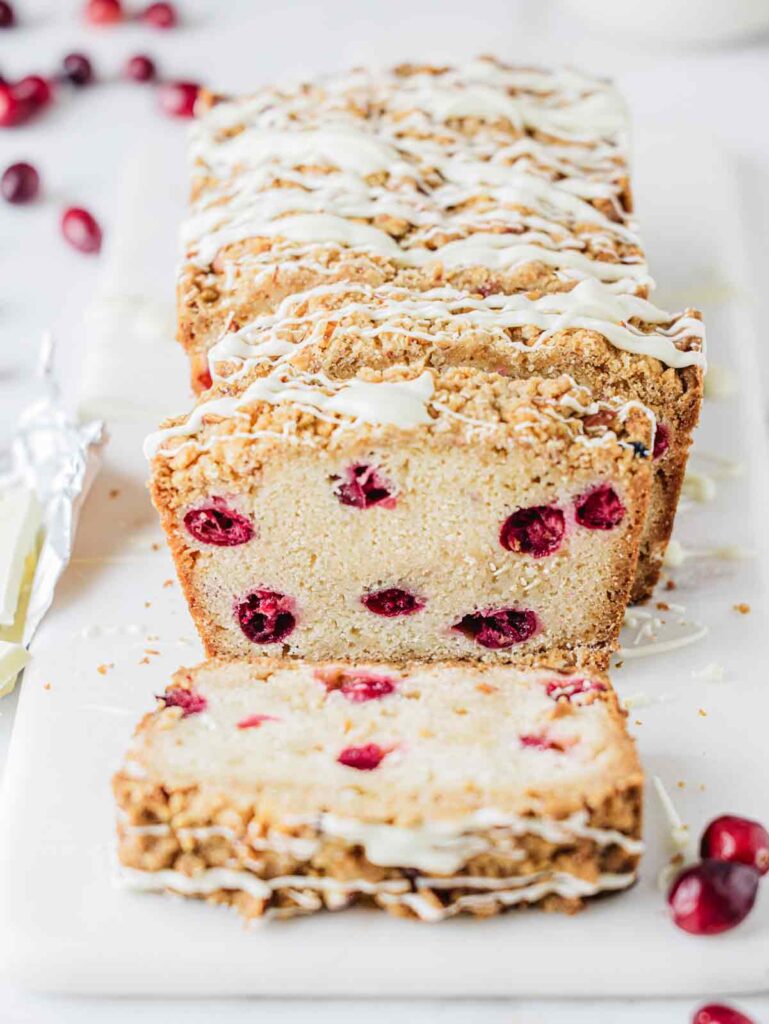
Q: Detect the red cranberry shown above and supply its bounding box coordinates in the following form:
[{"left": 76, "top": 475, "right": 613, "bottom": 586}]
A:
[
  {"left": 700, "top": 815, "right": 769, "bottom": 876},
  {"left": 160, "top": 686, "right": 207, "bottom": 716},
  {"left": 545, "top": 677, "right": 604, "bottom": 703},
  {"left": 124, "top": 54, "right": 157, "bottom": 83},
  {"left": 13, "top": 75, "right": 52, "bottom": 109},
  {"left": 361, "top": 588, "right": 424, "bottom": 617},
  {"left": 62, "top": 53, "right": 94, "bottom": 87},
  {"left": 237, "top": 714, "right": 278, "bottom": 730},
  {"left": 236, "top": 590, "right": 296, "bottom": 644},
  {"left": 332, "top": 463, "right": 396, "bottom": 510},
  {"left": 653, "top": 423, "right": 670, "bottom": 460},
  {"left": 0, "top": 2, "right": 14, "bottom": 28},
  {"left": 338, "top": 743, "right": 387, "bottom": 771},
  {"left": 141, "top": 1, "right": 178, "bottom": 27},
  {"left": 61, "top": 207, "right": 102, "bottom": 254},
  {"left": 183, "top": 501, "right": 254, "bottom": 546},
  {"left": 84, "top": 0, "right": 123, "bottom": 24},
  {"left": 337, "top": 672, "right": 397, "bottom": 702},
  {"left": 693, "top": 1004, "right": 756, "bottom": 1024},
  {"left": 1, "top": 162, "right": 39, "bottom": 203},
  {"left": 157, "top": 80, "right": 199, "bottom": 118},
  {"left": 575, "top": 484, "right": 625, "bottom": 530},
  {"left": 668, "top": 860, "right": 759, "bottom": 935},
  {"left": 452, "top": 606, "right": 539, "bottom": 649},
  {"left": 196, "top": 366, "right": 213, "bottom": 391},
  {"left": 0, "top": 85, "right": 30, "bottom": 127},
  {"left": 520, "top": 732, "right": 566, "bottom": 752},
  {"left": 500, "top": 504, "right": 565, "bottom": 557}
]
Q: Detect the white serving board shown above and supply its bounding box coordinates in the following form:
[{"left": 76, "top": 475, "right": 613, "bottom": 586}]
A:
[{"left": 0, "top": 128, "right": 767, "bottom": 998}]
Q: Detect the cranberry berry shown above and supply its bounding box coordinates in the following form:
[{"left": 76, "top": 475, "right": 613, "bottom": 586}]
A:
[
  {"left": 337, "top": 672, "right": 397, "bottom": 703},
  {"left": 236, "top": 590, "right": 296, "bottom": 645},
  {"left": 692, "top": 1005, "right": 756, "bottom": 1024},
  {"left": 700, "top": 815, "right": 769, "bottom": 876},
  {"left": 184, "top": 501, "right": 254, "bottom": 546},
  {"left": 500, "top": 504, "right": 565, "bottom": 557},
  {"left": 0, "top": 1, "right": 14, "bottom": 28},
  {"left": 157, "top": 81, "right": 199, "bottom": 118},
  {"left": 338, "top": 743, "right": 388, "bottom": 771},
  {"left": 1, "top": 162, "right": 40, "bottom": 204},
  {"left": 125, "top": 55, "right": 157, "bottom": 83},
  {"left": 62, "top": 53, "right": 95, "bottom": 87},
  {"left": 84, "top": 0, "right": 123, "bottom": 25},
  {"left": 361, "top": 588, "right": 425, "bottom": 617},
  {"left": 452, "top": 606, "right": 539, "bottom": 649},
  {"left": 141, "top": 1, "right": 178, "bottom": 27},
  {"left": 160, "top": 687, "right": 207, "bottom": 717},
  {"left": 0, "top": 84, "right": 30, "bottom": 127},
  {"left": 61, "top": 207, "right": 102, "bottom": 254},
  {"left": 520, "top": 732, "right": 566, "bottom": 752},
  {"left": 668, "top": 860, "right": 759, "bottom": 935},
  {"left": 13, "top": 75, "right": 52, "bottom": 110},
  {"left": 575, "top": 484, "right": 625, "bottom": 530},
  {"left": 333, "top": 463, "right": 396, "bottom": 510},
  {"left": 653, "top": 423, "right": 670, "bottom": 460}
]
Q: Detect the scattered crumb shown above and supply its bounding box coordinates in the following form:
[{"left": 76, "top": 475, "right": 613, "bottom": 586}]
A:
[
  {"left": 699, "top": 784, "right": 706, "bottom": 792},
  {"left": 656, "top": 601, "right": 670, "bottom": 611},
  {"left": 163, "top": 579, "right": 174, "bottom": 588},
  {"left": 97, "top": 663, "right": 114, "bottom": 676},
  {"left": 144, "top": 601, "right": 152, "bottom": 609},
  {"left": 677, "top": 781, "right": 686, "bottom": 790},
  {"left": 733, "top": 603, "right": 751, "bottom": 615},
  {"left": 43, "top": 681, "right": 51, "bottom": 691},
  {"left": 634, "top": 719, "right": 643, "bottom": 726},
  {"left": 698, "top": 708, "right": 707, "bottom": 717},
  {"left": 151, "top": 542, "right": 161, "bottom": 552},
  {"left": 144, "top": 648, "right": 160, "bottom": 657},
  {"left": 138, "top": 657, "right": 151, "bottom": 665},
  {"left": 108, "top": 488, "right": 120, "bottom": 499},
  {"left": 665, "top": 579, "right": 677, "bottom": 591},
  {"left": 614, "top": 660, "right": 624, "bottom": 669}
]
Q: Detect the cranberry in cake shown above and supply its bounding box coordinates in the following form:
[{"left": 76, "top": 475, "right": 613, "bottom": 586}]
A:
[{"left": 114, "top": 656, "right": 643, "bottom": 921}]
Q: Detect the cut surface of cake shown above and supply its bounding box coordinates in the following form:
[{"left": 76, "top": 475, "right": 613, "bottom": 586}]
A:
[
  {"left": 114, "top": 657, "right": 644, "bottom": 921},
  {"left": 147, "top": 368, "right": 653, "bottom": 666},
  {"left": 176, "top": 58, "right": 704, "bottom": 599}
]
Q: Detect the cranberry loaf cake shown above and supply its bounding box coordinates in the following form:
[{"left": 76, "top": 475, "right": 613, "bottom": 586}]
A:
[
  {"left": 177, "top": 59, "right": 704, "bottom": 599},
  {"left": 147, "top": 367, "right": 653, "bottom": 665},
  {"left": 114, "top": 657, "right": 643, "bottom": 922}
]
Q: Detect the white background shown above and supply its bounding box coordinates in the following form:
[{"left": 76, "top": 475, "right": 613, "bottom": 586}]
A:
[{"left": 1, "top": 0, "right": 768, "bottom": 1020}]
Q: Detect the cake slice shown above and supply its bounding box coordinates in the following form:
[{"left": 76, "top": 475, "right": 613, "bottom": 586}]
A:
[
  {"left": 146, "top": 367, "right": 653, "bottom": 666},
  {"left": 114, "top": 657, "right": 644, "bottom": 921}
]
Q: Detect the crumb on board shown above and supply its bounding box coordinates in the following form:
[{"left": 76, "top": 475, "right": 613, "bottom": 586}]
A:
[
  {"left": 656, "top": 601, "right": 670, "bottom": 611},
  {"left": 151, "top": 543, "right": 161, "bottom": 552},
  {"left": 144, "top": 649, "right": 160, "bottom": 657},
  {"left": 144, "top": 601, "right": 152, "bottom": 608},
  {"left": 698, "top": 708, "right": 707, "bottom": 717},
  {"left": 634, "top": 719, "right": 642, "bottom": 726},
  {"left": 43, "top": 681, "right": 51, "bottom": 691},
  {"left": 139, "top": 657, "right": 151, "bottom": 665},
  {"left": 97, "top": 663, "right": 114, "bottom": 676},
  {"left": 733, "top": 602, "right": 751, "bottom": 615},
  {"left": 108, "top": 488, "right": 120, "bottom": 499},
  {"left": 614, "top": 660, "right": 624, "bottom": 669},
  {"left": 163, "top": 579, "right": 174, "bottom": 589},
  {"left": 677, "top": 781, "right": 686, "bottom": 790},
  {"left": 664, "top": 579, "right": 677, "bottom": 591}
]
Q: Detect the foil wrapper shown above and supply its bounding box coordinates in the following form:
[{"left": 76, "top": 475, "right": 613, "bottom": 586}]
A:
[{"left": 4, "top": 336, "right": 105, "bottom": 645}]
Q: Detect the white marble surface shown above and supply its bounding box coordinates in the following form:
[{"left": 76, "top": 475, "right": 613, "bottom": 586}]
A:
[{"left": 0, "top": 1, "right": 768, "bottom": 1020}]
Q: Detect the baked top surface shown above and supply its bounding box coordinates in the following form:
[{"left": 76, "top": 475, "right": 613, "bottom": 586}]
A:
[{"left": 122, "top": 657, "right": 642, "bottom": 825}]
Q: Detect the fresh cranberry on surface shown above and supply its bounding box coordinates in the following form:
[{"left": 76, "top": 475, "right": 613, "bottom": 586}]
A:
[
  {"left": 337, "top": 743, "right": 388, "bottom": 771},
  {"left": 0, "top": 1, "right": 14, "bottom": 28},
  {"left": 124, "top": 54, "right": 157, "bottom": 82},
  {"left": 361, "top": 588, "right": 425, "bottom": 617},
  {"left": 183, "top": 501, "right": 254, "bottom": 546},
  {"left": 61, "top": 53, "right": 95, "bottom": 87},
  {"left": 700, "top": 815, "right": 769, "bottom": 876},
  {"left": 575, "top": 484, "right": 625, "bottom": 530},
  {"left": 692, "top": 1004, "right": 756, "bottom": 1024},
  {"left": 236, "top": 590, "right": 296, "bottom": 644},
  {"left": 84, "top": 0, "right": 123, "bottom": 25},
  {"left": 333, "top": 463, "right": 396, "bottom": 509},
  {"left": 0, "top": 84, "right": 30, "bottom": 127},
  {"left": 160, "top": 687, "right": 207, "bottom": 716},
  {"left": 61, "top": 207, "right": 102, "bottom": 253},
  {"left": 157, "top": 80, "right": 199, "bottom": 118},
  {"left": 141, "top": 1, "right": 177, "bottom": 27},
  {"left": 668, "top": 860, "right": 759, "bottom": 935},
  {"left": 452, "top": 606, "right": 539, "bottom": 649},
  {"left": 13, "top": 75, "right": 52, "bottom": 109},
  {"left": 500, "top": 504, "right": 565, "bottom": 557},
  {"left": 1, "top": 162, "right": 39, "bottom": 203}
]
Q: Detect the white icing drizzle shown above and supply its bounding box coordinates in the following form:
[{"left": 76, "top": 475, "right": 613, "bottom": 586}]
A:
[
  {"left": 115, "top": 863, "right": 636, "bottom": 920},
  {"left": 208, "top": 278, "right": 704, "bottom": 381}
]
